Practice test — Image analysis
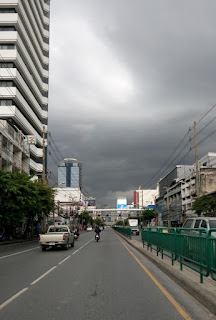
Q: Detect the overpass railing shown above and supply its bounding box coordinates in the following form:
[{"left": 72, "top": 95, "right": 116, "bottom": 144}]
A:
[
  {"left": 112, "top": 226, "right": 132, "bottom": 239},
  {"left": 141, "top": 227, "right": 216, "bottom": 283}
]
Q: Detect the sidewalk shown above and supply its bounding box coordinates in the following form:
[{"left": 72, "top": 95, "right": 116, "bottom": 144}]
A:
[
  {"left": 119, "top": 233, "right": 216, "bottom": 316},
  {"left": 0, "top": 237, "right": 37, "bottom": 246}
]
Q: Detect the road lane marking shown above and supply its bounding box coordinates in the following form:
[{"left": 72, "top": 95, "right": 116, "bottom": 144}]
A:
[
  {"left": 72, "top": 239, "right": 93, "bottom": 255},
  {"left": 0, "top": 238, "right": 93, "bottom": 310},
  {"left": 0, "top": 287, "right": 28, "bottom": 310},
  {"left": 118, "top": 237, "right": 192, "bottom": 320},
  {"left": 0, "top": 247, "right": 39, "bottom": 260},
  {"left": 30, "top": 266, "right": 57, "bottom": 285},
  {"left": 58, "top": 255, "right": 71, "bottom": 265},
  {"left": 31, "top": 239, "right": 92, "bottom": 284}
]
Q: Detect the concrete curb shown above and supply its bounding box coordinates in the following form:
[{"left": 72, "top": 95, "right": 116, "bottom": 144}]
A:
[{"left": 117, "top": 232, "right": 216, "bottom": 316}]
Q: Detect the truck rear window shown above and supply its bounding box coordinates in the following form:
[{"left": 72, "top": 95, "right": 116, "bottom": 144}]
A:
[{"left": 49, "top": 227, "right": 68, "bottom": 232}]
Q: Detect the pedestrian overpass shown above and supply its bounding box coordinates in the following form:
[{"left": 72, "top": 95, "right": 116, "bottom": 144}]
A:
[{"left": 91, "top": 208, "right": 143, "bottom": 225}]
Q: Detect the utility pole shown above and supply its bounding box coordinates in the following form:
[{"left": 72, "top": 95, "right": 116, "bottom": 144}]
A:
[
  {"left": 42, "top": 125, "right": 46, "bottom": 233},
  {"left": 194, "top": 121, "right": 200, "bottom": 198}
]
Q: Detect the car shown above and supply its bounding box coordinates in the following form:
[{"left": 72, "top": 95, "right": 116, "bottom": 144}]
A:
[
  {"left": 86, "top": 226, "right": 93, "bottom": 231},
  {"left": 182, "top": 217, "right": 216, "bottom": 230}
]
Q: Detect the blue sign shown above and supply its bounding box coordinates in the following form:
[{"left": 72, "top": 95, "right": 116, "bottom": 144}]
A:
[
  {"left": 144, "top": 205, "right": 155, "bottom": 210},
  {"left": 117, "top": 204, "right": 127, "bottom": 209}
]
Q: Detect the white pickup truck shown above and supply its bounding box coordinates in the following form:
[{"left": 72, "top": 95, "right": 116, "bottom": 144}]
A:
[{"left": 39, "top": 225, "right": 75, "bottom": 251}]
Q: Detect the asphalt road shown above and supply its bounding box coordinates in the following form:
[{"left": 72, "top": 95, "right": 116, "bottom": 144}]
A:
[{"left": 0, "top": 229, "right": 214, "bottom": 320}]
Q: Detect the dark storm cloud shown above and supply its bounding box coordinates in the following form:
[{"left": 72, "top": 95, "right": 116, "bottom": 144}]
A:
[{"left": 48, "top": 0, "right": 216, "bottom": 206}]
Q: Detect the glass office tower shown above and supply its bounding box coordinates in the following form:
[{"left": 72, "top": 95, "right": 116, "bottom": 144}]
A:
[{"left": 58, "top": 158, "right": 82, "bottom": 189}]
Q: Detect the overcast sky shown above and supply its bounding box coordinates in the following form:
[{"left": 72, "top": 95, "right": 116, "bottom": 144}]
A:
[{"left": 47, "top": 0, "right": 216, "bottom": 207}]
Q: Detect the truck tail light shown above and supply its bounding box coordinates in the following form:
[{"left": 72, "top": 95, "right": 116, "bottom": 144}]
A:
[{"left": 63, "top": 234, "right": 66, "bottom": 241}]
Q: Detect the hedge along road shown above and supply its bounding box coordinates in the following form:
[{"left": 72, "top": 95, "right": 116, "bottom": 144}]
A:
[{"left": 0, "top": 229, "right": 214, "bottom": 320}]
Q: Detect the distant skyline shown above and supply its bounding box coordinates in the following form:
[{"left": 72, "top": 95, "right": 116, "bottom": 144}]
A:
[{"left": 47, "top": 0, "right": 216, "bottom": 207}]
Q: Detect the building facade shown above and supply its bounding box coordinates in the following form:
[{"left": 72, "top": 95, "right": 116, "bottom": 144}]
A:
[
  {"left": 134, "top": 188, "right": 158, "bottom": 209},
  {"left": 58, "top": 158, "right": 82, "bottom": 189},
  {"left": 0, "top": 119, "right": 29, "bottom": 173},
  {"left": 0, "top": 0, "right": 50, "bottom": 175},
  {"left": 155, "top": 153, "right": 216, "bottom": 226}
]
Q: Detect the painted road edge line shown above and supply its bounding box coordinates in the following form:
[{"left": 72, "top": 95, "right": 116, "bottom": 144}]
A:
[
  {"left": 30, "top": 266, "right": 57, "bottom": 285},
  {"left": 0, "top": 287, "right": 28, "bottom": 311},
  {"left": 0, "top": 247, "right": 39, "bottom": 260},
  {"left": 118, "top": 236, "right": 192, "bottom": 320}
]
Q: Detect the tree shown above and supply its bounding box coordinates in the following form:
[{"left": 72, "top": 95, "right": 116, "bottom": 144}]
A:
[
  {"left": 115, "top": 220, "right": 124, "bottom": 226},
  {"left": 94, "top": 217, "right": 103, "bottom": 226},
  {"left": 192, "top": 195, "right": 216, "bottom": 216},
  {"left": 0, "top": 171, "right": 38, "bottom": 236},
  {"left": 80, "top": 210, "right": 93, "bottom": 226},
  {"left": 0, "top": 171, "right": 55, "bottom": 237},
  {"left": 141, "top": 210, "right": 155, "bottom": 224}
]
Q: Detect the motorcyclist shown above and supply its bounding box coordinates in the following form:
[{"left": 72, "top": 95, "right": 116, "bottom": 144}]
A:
[{"left": 95, "top": 225, "right": 101, "bottom": 239}]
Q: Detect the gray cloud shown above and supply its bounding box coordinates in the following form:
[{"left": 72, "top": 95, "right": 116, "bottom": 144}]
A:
[{"left": 48, "top": 0, "right": 216, "bottom": 206}]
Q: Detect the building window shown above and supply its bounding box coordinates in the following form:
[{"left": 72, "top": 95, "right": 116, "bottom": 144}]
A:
[
  {"left": 0, "top": 81, "right": 14, "bottom": 87},
  {"left": 44, "top": 24, "right": 49, "bottom": 31},
  {"left": 0, "top": 99, "right": 13, "bottom": 106},
  {"left": 0, "top": 26, "right": 16, "bottom": 31},
  {"left": 0, "top": 8, "right": 16, "bottom": 13},
  {"left": 0, "top": 44, "right": 15, "bottom": 49},
  {"left": 44, "top": 37, "right": 49, "bottom": 44},
  {"left": 0, "top": 62, "right": 14, "bottom": 68}
]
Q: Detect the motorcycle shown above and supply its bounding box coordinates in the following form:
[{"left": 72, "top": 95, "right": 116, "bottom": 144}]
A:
[
  {"left": 95, "top": 233, "right": 100, "bottom": 242},
  {"left": 73, "top": 230, "right": 79, "bottom": 240}
]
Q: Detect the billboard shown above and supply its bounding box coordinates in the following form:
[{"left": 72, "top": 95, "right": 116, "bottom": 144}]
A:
[{"left": 117, "top": 197, "right": 127, "bottom": 209}]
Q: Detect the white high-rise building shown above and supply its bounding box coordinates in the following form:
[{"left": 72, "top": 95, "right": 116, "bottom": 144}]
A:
[{"left": 0, "top": 0, "right": 50, "bottom": 175}]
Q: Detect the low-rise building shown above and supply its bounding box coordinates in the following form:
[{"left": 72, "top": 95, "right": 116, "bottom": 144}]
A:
[
  {"left": 155, "top": 153, "right": 216, "bottom": 226},
  {"left": 134, "top": 187, "right": 158, "bottom": 209}
]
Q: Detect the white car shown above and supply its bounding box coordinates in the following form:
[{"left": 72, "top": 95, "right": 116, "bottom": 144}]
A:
[{"left": 86, "top": 226, "right": 93, "bottom": 231}]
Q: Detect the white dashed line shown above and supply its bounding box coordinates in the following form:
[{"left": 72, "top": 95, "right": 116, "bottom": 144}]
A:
[
  {"left": 0, "top": 238, "right": 93, "bottom": 310},
  {"left": 30, "top": 266, "right": 57, "bottom": 285},
  {"left": 0, "top": 288, "right": 29, "bottom": 310},
  {"left": 58, "top": 255, "right": 71, "bottom": 265}
]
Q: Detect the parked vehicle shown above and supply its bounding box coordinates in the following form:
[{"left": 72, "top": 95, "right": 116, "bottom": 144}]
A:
[
  {"left": 182, "top": 217, "right": 216, "bottom": 230},
  {"left": 128, "top": 219, "right": 139, "bottom": 235},
  {"left": 86, "top": 226, "right": 93, "bottom": 231},
  {"left": 39, "top": 225, "right": 74, "bottom": 251}
]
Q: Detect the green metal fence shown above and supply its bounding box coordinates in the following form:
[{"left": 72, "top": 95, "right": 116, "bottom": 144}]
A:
[
  {"left": 176, "top": 228, "right": 208, "bottom": 283},
  {"left": 209, "top": 229, "right": 216, "bottom": 281},
  {"left": 141, "top": 227, "right": 216, "bottom": 283},
  {"left": 142, "top": 227, "right": 177, "bottom": 265},
  {"left": 112, "top": 226, "right": 132, "bottom": 239}
]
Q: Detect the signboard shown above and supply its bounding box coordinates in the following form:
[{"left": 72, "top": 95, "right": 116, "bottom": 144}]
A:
[
  {"left": 117, "top": 197, "right": 127, "bottom": 209},
  {"left": 27, "top": 135, "right": 36, "bottom": 145}
]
